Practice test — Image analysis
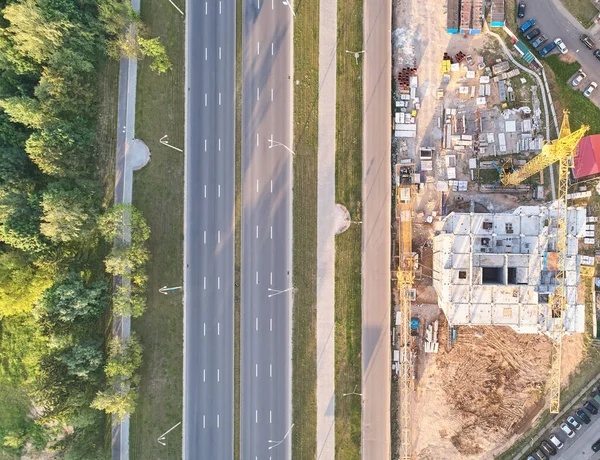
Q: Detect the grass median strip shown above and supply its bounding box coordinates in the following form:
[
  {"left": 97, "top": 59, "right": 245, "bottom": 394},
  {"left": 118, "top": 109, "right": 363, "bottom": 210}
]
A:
[
  {"left": 335, "top": 0, "right": 363, "bottom": 457},
  {"left": 291, "top": 0, "right": 319, "bottom": 458},
  {"left": 128, "top": 1, "right": 185, "bottom": 459}
]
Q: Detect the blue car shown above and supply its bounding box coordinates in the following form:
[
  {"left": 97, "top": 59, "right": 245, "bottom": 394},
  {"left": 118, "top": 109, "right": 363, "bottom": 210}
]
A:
[
  {"left": 519, "top": 18, "right": 535, "bottom": 33},
  {"left": 539, "top": 42, "right": 556, "bottom": 57}
]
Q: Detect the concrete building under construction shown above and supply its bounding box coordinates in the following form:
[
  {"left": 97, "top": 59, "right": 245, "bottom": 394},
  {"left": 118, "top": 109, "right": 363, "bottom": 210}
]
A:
[{"left": 432, "top": 205, "right": 587, "bottom": 335}]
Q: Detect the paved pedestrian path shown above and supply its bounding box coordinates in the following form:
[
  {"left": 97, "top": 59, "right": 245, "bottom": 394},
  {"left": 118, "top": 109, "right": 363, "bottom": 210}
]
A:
[{"left": 316, "top": 0, "right": 337, "bottom": 457}]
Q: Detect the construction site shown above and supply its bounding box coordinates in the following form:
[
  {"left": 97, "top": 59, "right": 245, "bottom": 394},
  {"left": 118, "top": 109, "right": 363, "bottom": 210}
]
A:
[{"left": 391, "top": 0, "right": 598, "bottom": 458}]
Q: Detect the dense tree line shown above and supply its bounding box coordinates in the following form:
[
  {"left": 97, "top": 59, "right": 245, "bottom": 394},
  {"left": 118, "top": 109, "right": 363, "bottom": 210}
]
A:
[{"left": 0, "top": 0, "right": 157, "bottom": 456}]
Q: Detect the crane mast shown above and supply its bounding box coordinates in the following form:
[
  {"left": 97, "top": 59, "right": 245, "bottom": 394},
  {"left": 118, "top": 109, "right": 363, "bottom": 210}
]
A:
[
  {"left": 396, "top": 165, "right": 415, "bottom": 459},
  {"left": 498, "top": 111, "right": 589, "bottom": 413}
]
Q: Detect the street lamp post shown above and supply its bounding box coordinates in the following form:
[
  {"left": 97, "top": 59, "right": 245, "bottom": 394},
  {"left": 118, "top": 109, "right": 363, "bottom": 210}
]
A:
[
  {"left": 345, "top": 49, "right": 365, "bottom": 65},
  {"left": 167, "top": 0, "right": 184, "bottom": 15},
  {"left": 268, "top": 423, "right": 294, "bottom": 450},
  {"left": 159, "top": 135, "right": 183, "bottom": 152},
  {"left": 342, "top": 385, "right": 362, "bottom": 397},
  {"left": 268, "top": 137, "right": 295, "bottom": 155},
  {"left": 282, "top": 0, "right": 296, "bottom": 17}
]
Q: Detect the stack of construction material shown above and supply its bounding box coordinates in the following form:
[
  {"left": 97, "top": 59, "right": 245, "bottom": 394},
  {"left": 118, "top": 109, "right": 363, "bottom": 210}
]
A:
[
  {"left": 424, "top": 320, "right": 439, "bottom": 353},
  {"left": 397, "top": 67, "right": 417, "bottom": 92},
  {"left": 447, "top": 0, "right": 460, "bottom": 33}
]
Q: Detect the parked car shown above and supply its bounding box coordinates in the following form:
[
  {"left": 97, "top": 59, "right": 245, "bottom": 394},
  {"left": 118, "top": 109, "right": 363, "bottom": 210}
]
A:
[
  {"left": 576, "top": 408, "right": 591, "bottom": 424},
  {"left": 554, "top": 38, "right": 568, "bottom": 54},
  {"left": 560, "top": 422, "right": 575, "bottom": 438},
  {"left": 571, "top": 70, "right": 586, "bottom": 87},
  {"left": 540, "top": 42, "right": 557, "bottom": 57},
  {"left": 567, "top": 415, "right": 581, "bottom": 430},
  {"left": 593, "top": 437, "right": 600, "bottom": 452},
  {"left": 580, "top": 34, "right": 595, "bottom": 49},
  {"left": 592, "top": 390, "right": 600, "bottom": 406},
  {"left": 520, "top": 18, "right": 535, "bottom": 33},
  {"left": 532, "top": 35, "right": 547, "bottom": 48},
  {"left": 584, "top": 82, "right": 598, "bottom": 98},
  {"left": 549, "top": 434, "right": 564, "bottom": 449},
  {"left": 533, "top": 449, "right": 549, "bottom": 460},
  {"left": 518, "top": 1, "right": 526, "bottom": 18},
  {"left": 584, "top": 400, "right": 598, "bottom": 415},
  {"left": 594, "top": 49, "right": 600, "bottom": 60},
  {"left": 540, "top": 440, "right": 557, "bottom": 456},
  {"left": 525, "top": 28, "right": 541, "bottom": 41}
]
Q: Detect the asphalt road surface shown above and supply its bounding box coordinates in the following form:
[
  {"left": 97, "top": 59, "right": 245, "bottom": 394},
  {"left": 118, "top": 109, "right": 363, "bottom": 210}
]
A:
[
  {"left": 550, "top": 409, "right": 600, "bottom": 460},
  {"left": 362, "top": 0, "right": 392, "bottom": 456},
  {"left": 183, "top": 0, "right": 236, "bottom": 458},
  {"left": 518, "top": 0, "right": 600, "bottom": 106},
  {"left": 241, "top": 0, "right": 293, "bottom": 458}
]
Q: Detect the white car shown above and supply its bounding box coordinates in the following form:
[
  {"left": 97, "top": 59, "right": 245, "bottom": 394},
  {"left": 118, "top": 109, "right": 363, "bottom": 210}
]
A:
[
  {"left": 572, "top": 71, "right": 586, "bottom": 87},
  {"left": 554, "top": 38, "right": 568, "bottom": 54},
  {"left": 567, "top": 415, "right": 582, "bottom": 430},
  {"left": 560, "top": 422, "right": 575, "bottom": 438},
  {"left": 550, "top": 433, "right": 564, "bottom": 449},
  {"left": 584, "top": 82, "right": 598, "bottom": 98}
]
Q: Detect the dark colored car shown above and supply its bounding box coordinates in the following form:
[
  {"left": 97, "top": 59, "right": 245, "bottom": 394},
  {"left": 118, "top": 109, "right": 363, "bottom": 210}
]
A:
[
  {"left": 532, "top": 35, "right": 547, "bottom": 48},
  {"left": 594, "top": 49, "right": 600, "bottom": 60},
  {"left": 593, "top": 438, "right": 600, "bottom": 452},
  {"left": 576, "top": 408, "right": 591, "bottom": 424},
  {"left": 539, "top": 42, "right": 556, "bottom": 57},
  {"left": 519, "top": 18, "right": 535, "bottom": 34},
  {"left": 584, "top": 400, "right": 598, "bottom": 415},
  {"left": 525, "top": 28, "right": 541, "bottom": 41},
  {"left": 540, "top": 440, "right": 557, "bottom": 456},
  {"left": 518, "top": 1, "right": 526, "bottom": 18},
  {"left": 581, "top": 34, "right": 595, "bottom": 50},
  {"left": 533, "top": 449, "right": 549, "bottom": 460}
]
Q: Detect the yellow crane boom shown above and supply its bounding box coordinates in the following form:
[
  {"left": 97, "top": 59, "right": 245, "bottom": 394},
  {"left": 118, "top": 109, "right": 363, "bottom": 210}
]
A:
[{"left": 499, "top": 111, "right": 589, "bottom": 413}]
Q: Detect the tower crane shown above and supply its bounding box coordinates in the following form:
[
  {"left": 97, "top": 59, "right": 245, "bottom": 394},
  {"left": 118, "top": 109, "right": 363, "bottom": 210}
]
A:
[
  {"left": 396, "top": 165, "right": 415, "bottom": 459},
  {"left": 498, "top": 111, "right": 589, "bottom": 413}
]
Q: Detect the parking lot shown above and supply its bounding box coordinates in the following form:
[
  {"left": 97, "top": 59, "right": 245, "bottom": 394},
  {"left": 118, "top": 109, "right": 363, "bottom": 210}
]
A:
[{"left": 517, "top": 0, "right": 600, "bottom": 107}]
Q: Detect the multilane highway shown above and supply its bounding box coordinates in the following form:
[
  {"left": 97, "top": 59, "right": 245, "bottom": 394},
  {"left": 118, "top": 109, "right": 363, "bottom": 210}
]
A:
[
  {"left": 241, "top": 0, "right": 294, "bottom": 457},
  {"left": 183, "top": 0, "right": 236, "bottom": 458}
]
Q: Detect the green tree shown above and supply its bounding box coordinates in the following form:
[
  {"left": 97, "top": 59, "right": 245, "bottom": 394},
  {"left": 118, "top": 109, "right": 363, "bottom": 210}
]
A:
[
  {"left": 90, "top": 388, "right": 137, "bottom": 423},
  {"left": 103, "top": 243, "right": 150, "bottom": 277},
  {"left": 104, "top": 335, "right": 142, "bottom": 385},
  {"left": 112, "top": 285, "right": 146, "bottom": 318},
  {"left": 0, "top": 147, "right": 32, "bottom": 190},
  {"left": 138, "top": 36, "right": 172, "bottom": 74},
  {"left": 0, "top": 251, "right": 52, "bottom": 318},
  {"left": 36, "top": 274, "right": 108, "bottom": 323},
  {"left": 0, "top": 96, "right": 46, "bottom": 129},
  {"left": 58, "top": 344, "right": 103, "bottom": 380},
  {"left": 40, "top": 180, "right": 99, "bottom": 243},
  {"left": 0, "top": 188, "right": 45, "bottom": 254},
  {"left": 98, "top": 203, "right": 150, "bottom": 245},
  {"left": 2, "top": 0, "right": 68, "bottom": 64}
]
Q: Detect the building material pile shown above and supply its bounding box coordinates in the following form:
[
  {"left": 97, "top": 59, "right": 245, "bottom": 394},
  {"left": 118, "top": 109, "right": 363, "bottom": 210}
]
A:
[{"left": 424, "top": 320, "right": 439, "bottom": 353}]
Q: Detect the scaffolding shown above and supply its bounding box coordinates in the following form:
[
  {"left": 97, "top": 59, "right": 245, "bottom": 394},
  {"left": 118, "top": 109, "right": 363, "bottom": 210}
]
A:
[{"left": 396, "top": 164, "right": 415, "bottom": 460}]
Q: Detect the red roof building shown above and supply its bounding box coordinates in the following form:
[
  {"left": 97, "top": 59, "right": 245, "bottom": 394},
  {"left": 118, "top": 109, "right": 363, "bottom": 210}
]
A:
[{"left": 573, "top": 134, "right": 600, "bottom": 179}]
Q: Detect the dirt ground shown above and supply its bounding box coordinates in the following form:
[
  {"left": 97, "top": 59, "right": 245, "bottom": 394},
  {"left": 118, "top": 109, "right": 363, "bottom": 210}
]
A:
[{"left": 411, "top": 323, "right": 586, "bottom": 459}]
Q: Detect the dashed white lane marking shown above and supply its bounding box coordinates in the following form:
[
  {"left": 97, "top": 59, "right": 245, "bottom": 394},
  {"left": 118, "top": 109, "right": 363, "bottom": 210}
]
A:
[
  {"left": 257, "top": 87, "right": 260, "bottom": 100},
  {"left": 271, "top": 88, "right": 274, "bottom": 101},
  {"left": 203, "top": 277, "right": 206, "bottom": 290},
  {"left": 203, "top": 323, "right": 206, "bottom": 336},
  {"left": 218, "top": 184, "right": 221, "bottom": 197},
  {"left": 270, "top": 272, "right": 273, "bottom": 285},
  {"left": 205, "top": 93, "right": 207, "bottom": 106},
  {"left": 256, "top": 364, "right": 258, "bottom": 377},
  {"left": 256, "top": 317, "right": 259, "bottom": 331},
  {"left": 203, "top": 415, "right": 205, "bottom": 428},
  {"left": 271, "top": 180, "right": 273, "bottom": 193},
  {"left": 270, "top": 363, "right": 272, "bottom": 377},
  {"left": 204, "top": 139, "right": 207, "bottom": 151},
  {"left": 203, "top": 369, "right": 206, "bottom": 382},
  {"left": 217, "top": 414, "right": 220, "bottom": 428},
  {"left": 217, "top": 277, "right": 220, "bottom": 289},
  {"left": 219, "top": 47, "right": 222, "bottom": 59},
  {"left": 218, "top": 231, "right": 221, "bottom": 243},
  {"left": 205, "top": 2, "right": 207, "bottom": 14},
  {"left": 218, "top": 322, "right": 220, "bottom": 335},
  {"left": 256, "top": 225, "right": 259, "bottom": 238},
  {"left": 271, "top": 42, "right": 274, "bottom": 55},
  {"left": 256, "top": 133, "right": 259, "bottom": 146},
  {"left": 256, "top": 271, "right": 259, "bottom": 284},
  {"left": 218, "top": 93, "right": 221, "bottom": 105},
  {"left": 218, "top": 138, "right": 221, "bottom": 151},
  {"left": 270, "top": 318, "right": 273, "bottom": 331},
  {"left": 270, "top": 410, "right": 272, "bottom": 423},
  {"left": 270, "top": 226, "right": 273, "bottom": 239},
  {"left": 217, "top": 368, "right": 220, "bottom": 382},
  {"left": 204, "top": 231, "right": 206, "bottom": 244},
  {"left": 219, "top": 1, "right": 222, "bottom": 13},
  {"left": 205, "top": 47, "right": 207, "bottom": 60},
  {"left": 256, "top": 179, "right": 259, "bottom": 192},
  {"left": 271, "top": 0, "right": 274, "bottom": 8},
  {"left": 255, "top": 410, "right": 258, "bottom": 423},
  {"left": 257, "top": 41, "right": 260, "bottom": 55},
  {"left": 204, "top": 184, "right": 207, "bottom": 198}
]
